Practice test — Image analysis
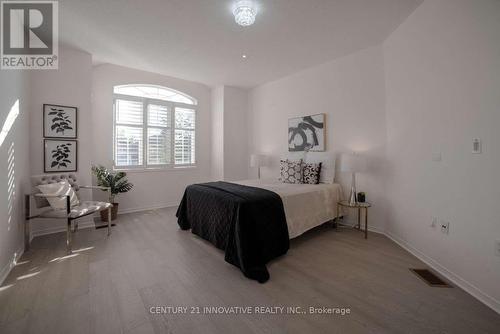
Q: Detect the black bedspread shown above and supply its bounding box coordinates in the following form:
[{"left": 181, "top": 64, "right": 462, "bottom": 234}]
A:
[{"left": 176, "top": 181, "right": 289, "bottom": 283}]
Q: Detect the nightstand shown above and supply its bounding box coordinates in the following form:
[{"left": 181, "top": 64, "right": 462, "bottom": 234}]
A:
[{"left": 336, "top": 200, "right": 372, "bottom": 239}]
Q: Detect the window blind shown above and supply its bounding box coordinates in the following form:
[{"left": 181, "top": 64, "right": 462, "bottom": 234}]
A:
[
  {"left": 115, "top": 126, "right": 143, "bottom": 166},
  {"left": 174, "top": 108, "right": 195, "bottom": 165},
  {"left": 113, "top": 86, "right": 196, "bottom": 169}
]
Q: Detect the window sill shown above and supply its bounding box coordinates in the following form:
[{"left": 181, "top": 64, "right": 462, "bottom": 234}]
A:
[{"left": 113, "top": 166, "right": 197, "bottom": 173}]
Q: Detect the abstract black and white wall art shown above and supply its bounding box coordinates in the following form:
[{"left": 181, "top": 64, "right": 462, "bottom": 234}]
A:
[
  {"left": 43, "top": 104, "right": 77, "bottom": 138},
  {"left": 44, "top": 139, "right": 78, "bottom": 172},
  {"left": 288, "top": 113, "right": 325, "bottom": 152}
]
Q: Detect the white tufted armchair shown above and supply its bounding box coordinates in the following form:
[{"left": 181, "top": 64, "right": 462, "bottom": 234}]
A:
[{"left": 26, "top": 173, "right": 113, "bottom": 254}]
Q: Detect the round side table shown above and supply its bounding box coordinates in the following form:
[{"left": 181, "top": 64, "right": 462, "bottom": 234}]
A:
[{"left": 337, "top": 200, "right": 372, "bottom": 239}]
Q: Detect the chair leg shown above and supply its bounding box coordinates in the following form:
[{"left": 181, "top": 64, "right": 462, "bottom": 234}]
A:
[
  {"left": 66, "top": 219, "right": 72, "bottom": 254},
  {"left": 24, "top": 195, "right": 31, "bottom": 252},
  {"left": 107, "top": 207, "right": 112, "bottom": 236},
  {"left": 24, "top": 219, "right": 31, "bottom": 252}
]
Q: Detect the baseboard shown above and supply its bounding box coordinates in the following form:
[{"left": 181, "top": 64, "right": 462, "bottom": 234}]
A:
[
  {"left": 117, "top": 203, "right": 177, "bottom": 215},
  {"left": 385, "top": 230, "right": 500, "bottom": 315},
  {"left": 337, "top": 222, "right": 385, "bottom": 235},
  {"left": 30, "top": 218, "right": 96, "bottom": 240},
  {"left": 0, "top": 243, "right": 24, "bottom": 285},
  {"left": 337, "top": 215, "right": 385, "bottom": 235}
]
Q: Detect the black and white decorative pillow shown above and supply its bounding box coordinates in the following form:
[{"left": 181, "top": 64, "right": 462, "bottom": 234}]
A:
[
  {"left": 303, "top": 162, "right": 322, "bottom": 184},
  {"left": 279, "top": 159, "right": 303, "bottom": 184}
]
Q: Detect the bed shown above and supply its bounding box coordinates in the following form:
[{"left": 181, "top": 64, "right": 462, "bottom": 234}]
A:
[
  {"left": 176, "top": 179, "right": 343, "bottom": 283},
  {"left": 234, "top": 179, "right": 343, "bottom": 239}
]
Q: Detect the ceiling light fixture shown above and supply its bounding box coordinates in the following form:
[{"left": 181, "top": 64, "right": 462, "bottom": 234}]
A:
[{"left": 233, "top": 0, "right": 258, "bottom": 27}]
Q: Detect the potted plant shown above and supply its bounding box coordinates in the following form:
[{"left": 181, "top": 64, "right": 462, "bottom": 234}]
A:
[{"left": 91, "top": 165, "right": 133, "bottom": 222}]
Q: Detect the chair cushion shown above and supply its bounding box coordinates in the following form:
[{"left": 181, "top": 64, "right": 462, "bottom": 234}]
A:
[
  {"left": 37, "top": 180, "right": 80, "bottom": 210},
  {"left": 39, "top": 201, "right": 112, "bottom": 219},
  {"left": 31, "top": 174, "right": 79, "bottom": 209}
]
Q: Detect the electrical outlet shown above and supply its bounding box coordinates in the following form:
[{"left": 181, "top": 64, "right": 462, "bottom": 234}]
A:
[
  {"left": 431, "top": 217, "right": 438, "bottom": 228},
  {"left": 472, "top": 138, "right": 482, "bottom": 154},
  {"left": 441, "top": 221, "right": 450, "bottom": 234},
  {"left": 495, "top": 240, "right": 500, "bottom": 256}
]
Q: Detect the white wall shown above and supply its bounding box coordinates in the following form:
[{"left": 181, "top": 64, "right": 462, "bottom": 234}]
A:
[
  {"left": 29, "top": 47, "right": 93, "bottom": 235},
  {"left": 0, "top": 70, "right": 31, "bottom": 283},
  {"left": 211, "top": 86, "right": 224, "bottom": 180},
  {"left": 223, "top": 86, "right": 249, "bottom": 181},
  {"left": 28, "top": 51, "right": 213, "bottom": 218},
  {"left": 91, "top": 64, "right": 212, "bottom": 212},
  {"left": 210, "top": 85, "right": 249, "bottom": 181},
  {"left": 384, "top": 0, "right": 500, "bottom": 311},
  {"left": 248, "top": 45, "right": 388, "bottom": 231}
]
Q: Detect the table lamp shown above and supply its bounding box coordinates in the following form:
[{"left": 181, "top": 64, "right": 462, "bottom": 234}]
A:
[
  {"left": 340, "top": 153, "right": 367, "bottom": 205},
  {"left": 250, "top": 154, "right": 267, "bottom": 179}
]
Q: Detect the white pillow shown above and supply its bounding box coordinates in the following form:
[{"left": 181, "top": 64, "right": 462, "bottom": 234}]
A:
[
  {"left": 305, "top": 153, "right": 336, "bottom": 184},
  {"left": 286, "top": 152, "right": 306, "bottom": 161},
  {"left": 37, "top": 180, "right": 80, "bottom": 210}
]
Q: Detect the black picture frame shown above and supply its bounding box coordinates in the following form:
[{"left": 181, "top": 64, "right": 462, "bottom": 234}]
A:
[
  {"left": 43, "top": 104, "right": 78, "bottom": 139},
  {"left": 44, "top": 139, "right": 78, "bottom": 173}
]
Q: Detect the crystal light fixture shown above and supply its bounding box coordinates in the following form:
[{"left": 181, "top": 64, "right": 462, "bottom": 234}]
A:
[{"left": 233, "top": 0, "right": 258, "bottom": 27}]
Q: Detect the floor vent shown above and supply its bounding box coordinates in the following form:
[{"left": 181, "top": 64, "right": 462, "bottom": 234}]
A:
[{"left": 410, "top": 269, "right": 451, "bottom": 287}]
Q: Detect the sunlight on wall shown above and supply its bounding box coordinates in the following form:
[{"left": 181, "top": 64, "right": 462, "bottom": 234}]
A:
[
  {"left": 0, "top": 284, "right": 14, "bottom": 292},
  {"left": 0, "top": 99, "right": 19, "bottom": 148},
  {"left": 7, "top": 142, "right": 16, "bottom": 232}
]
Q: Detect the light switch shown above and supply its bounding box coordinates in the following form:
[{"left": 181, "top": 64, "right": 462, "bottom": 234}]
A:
[
  {"left": 432, "top": 152, "right": 442, "bottom": 162},
  {"left": 472, "top": 138, "right": 481, "bottom": 154}
]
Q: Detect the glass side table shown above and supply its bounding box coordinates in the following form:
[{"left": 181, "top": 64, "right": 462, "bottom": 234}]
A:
[{"left": 337, "top": 200, "right": 372, "bottom": 239}]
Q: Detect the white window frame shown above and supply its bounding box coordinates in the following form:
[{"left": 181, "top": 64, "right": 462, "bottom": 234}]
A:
[{"left": 113, "top": 92, "right": 197, "bottom": 171}]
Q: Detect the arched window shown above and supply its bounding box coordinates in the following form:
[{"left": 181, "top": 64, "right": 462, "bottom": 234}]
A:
[{"left": 113, "top": 84, "right": 196, "bottom": 169}]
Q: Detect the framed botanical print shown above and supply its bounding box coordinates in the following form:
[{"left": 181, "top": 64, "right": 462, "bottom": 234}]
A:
[
  {"left": 43, "top": 104, "right": 77, "bottom": 138},
  {"left": 44, "top": 139, "right": 78, "bottom": 172}
]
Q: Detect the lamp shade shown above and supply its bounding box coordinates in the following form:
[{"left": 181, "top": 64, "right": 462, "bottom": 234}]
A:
[
  {"left": 340, "top": 153, "right": 367, "bottom": 173},
  {"left": 250, "top": 154, "right": 267, "bottom": 167}
]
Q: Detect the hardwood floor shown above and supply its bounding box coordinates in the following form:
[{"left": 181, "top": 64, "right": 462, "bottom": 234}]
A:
[{"left": 1, "top": 207, "right": 499, "bottom": 334}]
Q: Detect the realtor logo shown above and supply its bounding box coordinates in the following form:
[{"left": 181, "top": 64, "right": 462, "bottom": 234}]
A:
[{"left": 1, "top": 0, "right": 58, "bottom": 69}]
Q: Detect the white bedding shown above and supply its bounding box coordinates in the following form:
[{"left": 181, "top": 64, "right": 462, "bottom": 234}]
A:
[{"left": 234, "top": 179, "right": 344, "bottom": 239}]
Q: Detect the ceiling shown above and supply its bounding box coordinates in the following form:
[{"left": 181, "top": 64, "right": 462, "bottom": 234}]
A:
[{"left": 60, "top": 0, "right": 423, "bottom": 88}]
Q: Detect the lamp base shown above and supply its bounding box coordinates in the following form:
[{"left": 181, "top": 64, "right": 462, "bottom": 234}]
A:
[
  {"left": 349, "top": 187, "right": 357, "bottom": 206},
  {"left": 349, "top": 172, "right": 357, "bottom": 205}
]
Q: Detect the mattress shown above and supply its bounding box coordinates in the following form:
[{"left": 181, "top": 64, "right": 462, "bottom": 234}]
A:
[{"left": 234, "top": 179, "right": 344, "bottom": 238}]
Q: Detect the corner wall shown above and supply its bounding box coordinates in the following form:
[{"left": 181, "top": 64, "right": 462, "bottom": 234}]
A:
[
  {"left": 211, "top": 86, "right": 224, "bottom": 180},
  {"left": 383, "top": 0, "right": 500, "bottom": 311},
  {"left": 248, "top": 45, "right": 388, "bottom": 231},
  {"left": 29, "top": 47, "right": 93, "bottom": 235},
  {"left": 223, "top": 86, "right": 249, "bottom": 181},
  {"left": 0, "top": 71, "right": 31, "bottom": 283},
  {"left": 210, "top": 85, "right": 249, "bottom": 181}
]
